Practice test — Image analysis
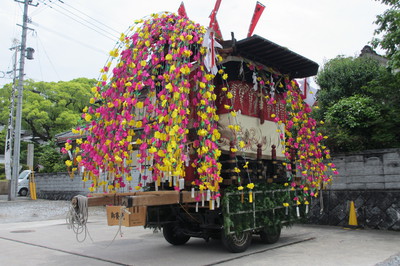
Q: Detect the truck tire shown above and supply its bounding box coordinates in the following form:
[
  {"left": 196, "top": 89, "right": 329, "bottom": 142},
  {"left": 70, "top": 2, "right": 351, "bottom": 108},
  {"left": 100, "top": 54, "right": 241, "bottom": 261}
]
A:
[
  {"left": 163, "top": 223, "right": 190, "bottom": 245},
  {"left": 259, "top": 227, "right": 281, "bottom": 244},
  {"left": 222, "top": 231, "right": 252, "bottom": 253}
]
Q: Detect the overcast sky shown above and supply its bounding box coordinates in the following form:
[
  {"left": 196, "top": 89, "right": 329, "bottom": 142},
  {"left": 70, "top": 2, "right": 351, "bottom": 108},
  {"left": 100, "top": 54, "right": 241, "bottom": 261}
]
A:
[{"left": 0, "top": 0, "right": 388, "bottom": 87}]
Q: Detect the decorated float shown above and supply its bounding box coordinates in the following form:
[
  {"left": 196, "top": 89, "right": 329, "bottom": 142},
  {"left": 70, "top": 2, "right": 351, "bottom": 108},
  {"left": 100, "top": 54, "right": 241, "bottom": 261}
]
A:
[{"left": 67, "top": 2, "right": 337, "bottom": 253}]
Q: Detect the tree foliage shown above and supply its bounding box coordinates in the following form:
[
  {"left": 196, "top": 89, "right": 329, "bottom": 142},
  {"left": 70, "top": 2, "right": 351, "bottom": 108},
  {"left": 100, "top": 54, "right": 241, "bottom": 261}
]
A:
[
  {"left": 0, "top": 78, "right": 95, "bottom": 143},
  {"left": 373, "top": 0, "right": 400, "bottom": 69},
  {"left": 316, "top": 56, "right": 400, "bottom": 152}
]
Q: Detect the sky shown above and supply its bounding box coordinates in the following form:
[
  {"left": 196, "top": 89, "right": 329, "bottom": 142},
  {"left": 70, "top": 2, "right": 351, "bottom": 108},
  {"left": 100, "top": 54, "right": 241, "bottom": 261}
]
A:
[{"left": 0, "top": 0, "right": 388, "bottom": 88}]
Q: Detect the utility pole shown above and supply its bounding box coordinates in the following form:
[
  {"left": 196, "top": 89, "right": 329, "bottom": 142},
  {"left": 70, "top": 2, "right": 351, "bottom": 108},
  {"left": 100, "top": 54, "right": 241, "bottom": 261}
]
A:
[
  {"left": 9, "top": 0, "right": 37, "bottom": 201},
  {"left": 4, "top": 40, "right": 19, "bottom": 183}
]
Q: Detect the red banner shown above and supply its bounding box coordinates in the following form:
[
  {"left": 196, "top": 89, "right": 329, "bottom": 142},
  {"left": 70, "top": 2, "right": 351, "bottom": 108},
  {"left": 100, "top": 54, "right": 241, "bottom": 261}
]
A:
[
  {"left": 178, "top": 2, "right": 188, "bottom": 17},
  {"left": 209, "top": 0, "right": 222, "bottom": 28},
  {"left": 247, "top": 2, "right": 265, "bottom": 38},
  {"left": 213, "top": 17, "right": 223, "bottom": 40}
]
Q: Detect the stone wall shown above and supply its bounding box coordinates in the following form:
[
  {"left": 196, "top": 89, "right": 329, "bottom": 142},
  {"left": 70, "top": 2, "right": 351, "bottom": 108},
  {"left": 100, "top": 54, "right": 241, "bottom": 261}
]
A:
[
  {"left": 308, "top": 190, "right": 400, "bottom": 231},
  {"left": 328, "top": 148, "right": 400, "bottom": 190},
  {"left": 34, "top": 172, "right": 88, "bottom": 200},
  {"left": 309, "top": 148, "right": 400, "bottom": 231}
]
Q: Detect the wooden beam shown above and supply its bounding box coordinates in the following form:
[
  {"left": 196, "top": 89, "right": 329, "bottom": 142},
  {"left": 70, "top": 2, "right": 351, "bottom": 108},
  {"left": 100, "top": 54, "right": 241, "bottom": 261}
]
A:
[
  {"left": 122, "top": 191, "right": 197, "bottom": 207},
  {"left": 84, "top": 191, "right": 198, "bottom": 207}
]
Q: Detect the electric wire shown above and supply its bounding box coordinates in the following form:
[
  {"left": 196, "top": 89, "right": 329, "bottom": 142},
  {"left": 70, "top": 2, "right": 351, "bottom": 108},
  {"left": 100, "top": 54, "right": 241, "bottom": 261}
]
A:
[
  {"left": 49, "top": 0, "right": 119, "bottom": 39},
  {"left": 30, "top": 21, "right": 108, "bottom": 55},
  {"left": 33, "top": 31, "right": 44, "bottom": 81},
  {"left": 57, "top": 0, "right": 121, "bottom": 35},
  {"left": 36, "top": 0, "right": 118, "bottom": 41},
  {"left": 30, "top": 0, "right": 53, "bottom": 17},
  {"left": 35, "top": 33, "right": 62, "bottom": 80}
]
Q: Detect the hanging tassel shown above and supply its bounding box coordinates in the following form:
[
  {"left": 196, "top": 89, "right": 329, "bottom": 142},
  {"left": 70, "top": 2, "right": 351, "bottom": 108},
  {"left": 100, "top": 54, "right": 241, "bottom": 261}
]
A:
[
  {"left": 296, "top": 206, "right": 300, "bottom": 217},
  {"left": 196, "top": 202, "right": 199, "bottom": 212},
  {"left": 179, "top": 178, "right": 184, "bottom": 190},
  {"left": 216, "top": 196, "right": 220, "bottom": 208},
  {"left": 191, "top": 187, "right": 195, "bottom": 198},
  {"left": 210, "top": 199, "right": 215, "bottom": 210},
  {"left": 249, "top": 191, "right": 253, "bottom": 203}
]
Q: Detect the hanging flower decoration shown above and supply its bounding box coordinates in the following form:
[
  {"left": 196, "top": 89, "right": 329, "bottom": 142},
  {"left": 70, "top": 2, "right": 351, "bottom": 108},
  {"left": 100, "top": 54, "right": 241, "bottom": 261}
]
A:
[{"left": 64, "top": 12, "right": 223, "bottom": 197}]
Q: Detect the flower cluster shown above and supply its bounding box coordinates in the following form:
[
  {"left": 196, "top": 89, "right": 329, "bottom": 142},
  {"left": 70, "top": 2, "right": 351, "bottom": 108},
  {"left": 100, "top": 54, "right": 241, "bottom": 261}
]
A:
[{"left": 64, "top": 12, "right": 223, "bottom": 194}]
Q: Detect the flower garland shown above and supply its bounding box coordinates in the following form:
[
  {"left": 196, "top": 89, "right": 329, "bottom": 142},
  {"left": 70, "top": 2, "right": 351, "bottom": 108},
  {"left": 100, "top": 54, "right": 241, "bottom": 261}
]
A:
[{"left": 63, "top": 12, "right": 223, "bottom": 195}]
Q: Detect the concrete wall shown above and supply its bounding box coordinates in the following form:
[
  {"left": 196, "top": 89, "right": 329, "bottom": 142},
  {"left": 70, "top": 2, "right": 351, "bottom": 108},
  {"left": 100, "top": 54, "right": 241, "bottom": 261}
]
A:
[
  {"left": 328, "top": 148, "right": 400, "bottom": 190},
  {"left": 309, "top": 190, "right": 400, "bottom": 231},
  {"left": 0, "top": 181, "right": 8, "bottom": 195},
  {"left": 309, "top": 148, "right": 400, "bottom": 231},
  {"left": 34, "top": 172, "right": 88, "bottom": 200}
]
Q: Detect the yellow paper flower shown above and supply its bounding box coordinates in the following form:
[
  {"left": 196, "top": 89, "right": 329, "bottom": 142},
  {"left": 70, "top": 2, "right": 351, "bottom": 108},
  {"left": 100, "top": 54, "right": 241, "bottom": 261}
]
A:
[
  {"left": 237, "top": 186, "right": 244, "bottom": 191},
  {"left": 247, "top": 183, "right": 254, "bottom": 189}
]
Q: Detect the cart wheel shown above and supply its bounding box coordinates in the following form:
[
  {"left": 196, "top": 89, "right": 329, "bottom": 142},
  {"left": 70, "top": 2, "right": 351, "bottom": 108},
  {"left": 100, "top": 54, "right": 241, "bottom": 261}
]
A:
[
  {"left": 259, "top": 227, "right": 281, "bottom": 244},
  {"left": 163, "top": 223, "right": 190, "bottom": 245},
  {"left": 222, "top": 231, "right": 252, "bottom": 253}
]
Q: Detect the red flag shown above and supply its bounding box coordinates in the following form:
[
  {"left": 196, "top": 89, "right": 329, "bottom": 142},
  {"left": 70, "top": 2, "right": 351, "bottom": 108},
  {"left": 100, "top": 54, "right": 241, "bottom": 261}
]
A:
[
  {"left": 247, "top": 2, "right": 265, "bottom": 38},
  {"left": 213, "top": 17, "right": 223, "bottom": 40},
  {"left": 178, "top": 2, "right": 188, "bottom": 18},
  {"left": 209, "top": 0, "right": 222, "bottom": 28}
]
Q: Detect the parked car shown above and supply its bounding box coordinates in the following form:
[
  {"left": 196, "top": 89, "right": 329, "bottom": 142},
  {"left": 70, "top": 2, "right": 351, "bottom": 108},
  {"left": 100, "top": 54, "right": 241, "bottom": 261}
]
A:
[{"left": 17, "top": 170, "right": 31, "bottom": 196}]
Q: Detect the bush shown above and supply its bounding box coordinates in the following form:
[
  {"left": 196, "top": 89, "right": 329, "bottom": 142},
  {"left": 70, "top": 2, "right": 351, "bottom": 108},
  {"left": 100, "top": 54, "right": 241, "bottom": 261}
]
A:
[{"left": 0, "top": 163, "right": 5, "bottom": 180}]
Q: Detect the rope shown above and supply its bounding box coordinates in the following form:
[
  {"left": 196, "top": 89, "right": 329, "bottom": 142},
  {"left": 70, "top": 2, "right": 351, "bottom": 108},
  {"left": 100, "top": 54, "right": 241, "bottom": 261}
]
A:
[
  {"left": 66, "top": 196, "right": 131, "bottom": 247},
  {"left": 66, "top": 195, "right": 92, "bottom": 243}
]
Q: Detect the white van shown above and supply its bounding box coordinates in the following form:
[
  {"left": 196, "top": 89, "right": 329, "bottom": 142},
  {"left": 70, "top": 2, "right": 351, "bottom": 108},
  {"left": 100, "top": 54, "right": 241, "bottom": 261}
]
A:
[{"left": 17, "top": 170, "right": 31, "bottom": 196}]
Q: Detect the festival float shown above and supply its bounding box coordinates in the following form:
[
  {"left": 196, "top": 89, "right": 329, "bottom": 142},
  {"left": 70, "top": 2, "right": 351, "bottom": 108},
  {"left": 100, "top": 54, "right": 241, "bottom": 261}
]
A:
[{"left": 67, "top": 1, "right": 337, "bottom": 253}]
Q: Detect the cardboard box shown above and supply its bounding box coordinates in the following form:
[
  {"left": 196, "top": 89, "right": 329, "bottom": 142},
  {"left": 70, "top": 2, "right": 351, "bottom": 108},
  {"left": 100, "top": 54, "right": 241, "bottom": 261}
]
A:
[{"left": 106, "top": 205, "right": 147, "bottom": 227}]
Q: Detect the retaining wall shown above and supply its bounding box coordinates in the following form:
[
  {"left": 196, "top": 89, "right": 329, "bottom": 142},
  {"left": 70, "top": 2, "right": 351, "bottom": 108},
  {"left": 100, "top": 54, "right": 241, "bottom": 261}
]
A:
[
  {"left": 34, "top": 172, "right": 88, "bottom": 200},
  {"left": 309, "top": 148, "right": 400, "bottom": 231}
]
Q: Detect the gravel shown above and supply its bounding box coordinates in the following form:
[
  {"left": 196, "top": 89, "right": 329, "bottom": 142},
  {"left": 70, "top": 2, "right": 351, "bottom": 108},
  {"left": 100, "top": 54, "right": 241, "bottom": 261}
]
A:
[{"left": 0, "top": 196, "right": 106, "bottom": 223}]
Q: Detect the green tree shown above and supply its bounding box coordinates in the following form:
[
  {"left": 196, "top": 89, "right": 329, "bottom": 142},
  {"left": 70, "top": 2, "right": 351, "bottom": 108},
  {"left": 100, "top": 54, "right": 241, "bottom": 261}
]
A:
[
  {"left": 316, "top": 56, "right": 382, "bottom": 120},
  {"left": 316, "top": 56, "right": 400, "bottom": 152},
  {"left": 373, "top": 0, "right": 400, "bottom": 69},
  {"left": 0, "top": 78, "right": 95, "bottom": 143},
  {"left": 35, "top": 143, "right": 68, "bottom": 173}
]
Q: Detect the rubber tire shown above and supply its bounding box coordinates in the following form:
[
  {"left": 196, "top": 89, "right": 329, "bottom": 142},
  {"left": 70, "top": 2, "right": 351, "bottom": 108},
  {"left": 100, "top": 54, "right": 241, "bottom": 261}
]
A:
[
  {"left": 19, "top": 188, "right": 28, "bottom": 197},
  {"left": 222, "top": 231, "right": 252, "bottom": 253},
  {"left": 260, "top": 227, "right": 281, "bottom": 244},
  {"left": 163, "top": 223, "right": 190, "bottom": 245}
]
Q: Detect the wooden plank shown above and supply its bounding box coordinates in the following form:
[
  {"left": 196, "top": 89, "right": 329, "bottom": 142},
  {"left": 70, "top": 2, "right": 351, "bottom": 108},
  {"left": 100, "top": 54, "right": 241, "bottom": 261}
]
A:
[
  {"left": 122, "top": 191, "right": 197, "bottom": 207},
  {"left": 86, "top": 195, "right": 116, "bottom": 207},
  {"left": 85, "top": 190, "right": 198, "bottom": 207}
]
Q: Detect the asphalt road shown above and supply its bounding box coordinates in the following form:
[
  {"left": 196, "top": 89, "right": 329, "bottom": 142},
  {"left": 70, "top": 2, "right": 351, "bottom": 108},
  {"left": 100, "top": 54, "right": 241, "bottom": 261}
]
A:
[{"left": 0, "top": 197, "right": 400, "bottom": 266}]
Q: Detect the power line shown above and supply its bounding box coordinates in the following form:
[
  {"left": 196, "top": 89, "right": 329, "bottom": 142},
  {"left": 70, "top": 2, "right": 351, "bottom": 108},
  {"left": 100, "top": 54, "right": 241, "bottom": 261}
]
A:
[
  {"left": 36, "top": 0, "right": 118, "bottom": 41},
  {"left": 49, "top": 0, "right": 119, "bottom": 38},
  {"left": 35, "top": 33, "right": 61, "bottom": 80},
  {"left": 29, "top": 21, "right": 108, "bottom": 54},
  {"left": 57, "top": 0, "right": 121, "bottom": 35},
  {"left": 30, "top": 0, "right": 53, "bottom": 16}
]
